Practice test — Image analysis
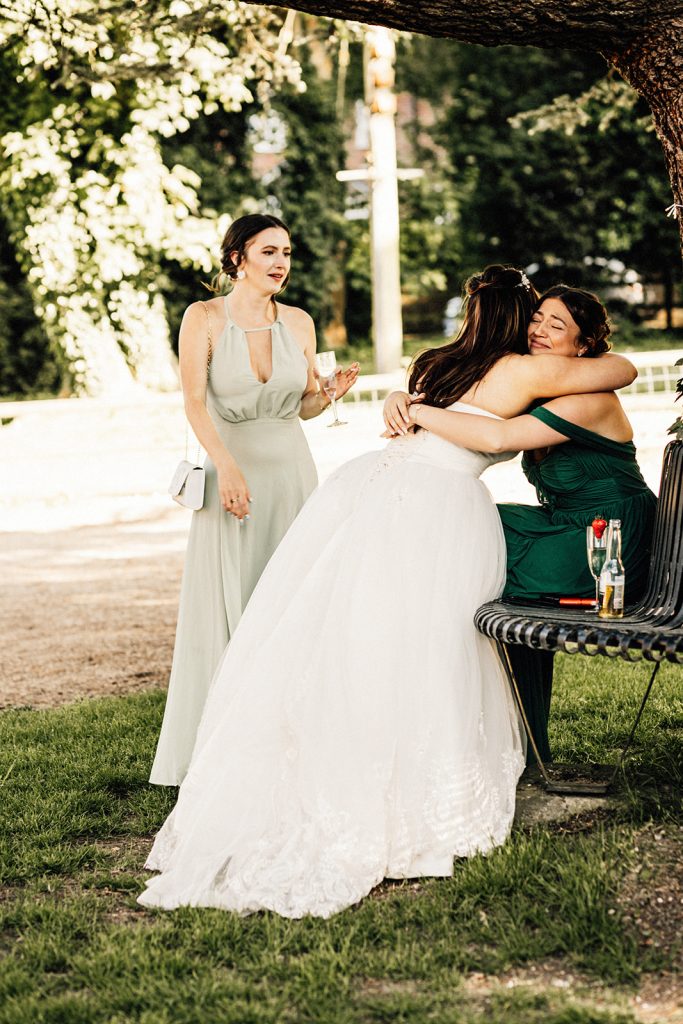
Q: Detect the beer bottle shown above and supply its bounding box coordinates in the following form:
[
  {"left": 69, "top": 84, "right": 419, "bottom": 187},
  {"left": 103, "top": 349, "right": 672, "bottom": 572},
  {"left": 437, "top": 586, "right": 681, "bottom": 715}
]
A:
[{"left": 598, "top": 519, "right": 625, "bottom": 619}]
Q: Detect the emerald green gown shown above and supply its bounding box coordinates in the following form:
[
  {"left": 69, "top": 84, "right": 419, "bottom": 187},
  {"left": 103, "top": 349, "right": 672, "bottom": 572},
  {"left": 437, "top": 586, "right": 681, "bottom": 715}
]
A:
[{"left": 497, "top": 407, "right": 658, "bottom": 762}]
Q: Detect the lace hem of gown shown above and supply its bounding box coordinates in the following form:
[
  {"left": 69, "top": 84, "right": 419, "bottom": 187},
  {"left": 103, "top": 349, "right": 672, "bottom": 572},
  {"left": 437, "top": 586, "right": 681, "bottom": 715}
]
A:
[{"left": 140, "top": 748, "right": 524, "bottom": 919}]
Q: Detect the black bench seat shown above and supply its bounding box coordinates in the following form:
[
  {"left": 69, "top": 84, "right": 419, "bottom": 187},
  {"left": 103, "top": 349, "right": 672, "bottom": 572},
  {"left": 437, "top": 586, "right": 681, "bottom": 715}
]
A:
[
  {"left": 474, "top": 603, "right": 683, "bottom": 663},
  {"left": 474, "top": 437, "right": 683, "bottom": 793}
]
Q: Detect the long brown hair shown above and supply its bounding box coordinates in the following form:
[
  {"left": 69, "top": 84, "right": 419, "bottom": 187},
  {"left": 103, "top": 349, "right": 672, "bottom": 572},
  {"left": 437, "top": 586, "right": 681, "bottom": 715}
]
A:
[{"left": 408, "top": 265, "right": 539, "bottom": 408}]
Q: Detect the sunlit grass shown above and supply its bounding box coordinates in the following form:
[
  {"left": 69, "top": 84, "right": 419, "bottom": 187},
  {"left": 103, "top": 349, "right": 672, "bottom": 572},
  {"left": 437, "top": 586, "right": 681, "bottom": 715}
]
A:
[{"left": 0, "top": 658, "right": 681, "bottom": 1023}]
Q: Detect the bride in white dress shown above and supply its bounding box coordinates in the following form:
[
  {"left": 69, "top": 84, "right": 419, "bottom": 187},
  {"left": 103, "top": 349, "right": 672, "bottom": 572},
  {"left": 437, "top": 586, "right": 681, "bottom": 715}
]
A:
[{"left": 139, "top": 266, "right": 637, "bottom": 919}]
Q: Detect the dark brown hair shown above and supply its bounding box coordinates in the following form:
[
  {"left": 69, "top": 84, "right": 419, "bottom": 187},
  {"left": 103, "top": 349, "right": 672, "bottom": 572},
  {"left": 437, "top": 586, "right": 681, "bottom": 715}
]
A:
[
  {"left": 536, "top": 285, "right": 611, "bottom": 356},
  {"left": 408, "top": 265, "right": 539, "bottom": 407},
  {"left": 208, "top": 214, "right": 291, "bottom": 294}
]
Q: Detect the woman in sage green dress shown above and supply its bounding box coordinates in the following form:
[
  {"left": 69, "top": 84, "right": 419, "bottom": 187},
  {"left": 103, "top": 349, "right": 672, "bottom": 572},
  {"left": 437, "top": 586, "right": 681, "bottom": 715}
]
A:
[
  {"left": 150, "top": 214, "right": 358, "bottom": 785},
  {"left": 393, "top": 286, "right": 656, "bottom": 763}
]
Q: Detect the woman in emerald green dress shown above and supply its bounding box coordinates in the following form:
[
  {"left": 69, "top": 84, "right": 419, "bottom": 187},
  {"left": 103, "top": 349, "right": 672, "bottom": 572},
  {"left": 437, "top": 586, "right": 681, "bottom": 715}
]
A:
[
  {"left": 385, "top": 285, "right": 656, "bottom": 763},
  {"left": 496, "top": 289, "right": 656, "bottom": 761}
]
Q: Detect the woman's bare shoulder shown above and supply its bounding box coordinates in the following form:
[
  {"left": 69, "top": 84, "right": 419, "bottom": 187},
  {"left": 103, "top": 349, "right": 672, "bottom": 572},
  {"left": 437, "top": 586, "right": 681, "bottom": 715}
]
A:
[
  {"left": 486, "top": 352, "right": 530, "bottom": 377},
  {"left": 182, "top": 296, "right": 222, "bottom": 320},
  {"left": 540, "top": 392, "right": 631, "bottom": 439},
  {"left": 277, "top": 302, "right": 314, "bottom": 329},
  {"left": 542, "top": 392, "right": 620, "bottom": 416}
]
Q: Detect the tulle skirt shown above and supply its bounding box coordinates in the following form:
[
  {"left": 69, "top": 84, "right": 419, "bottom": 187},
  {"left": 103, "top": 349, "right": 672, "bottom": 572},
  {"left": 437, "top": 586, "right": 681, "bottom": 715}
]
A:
[{"left": 139, "top": 436, "right": 525, "bottom": 918}]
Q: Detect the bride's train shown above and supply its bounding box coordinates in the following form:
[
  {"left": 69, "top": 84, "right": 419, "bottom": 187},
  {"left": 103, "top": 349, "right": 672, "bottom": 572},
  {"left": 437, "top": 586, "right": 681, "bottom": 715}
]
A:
[{"left": 139, "top": 407, "right": 525, "bottom": 919}]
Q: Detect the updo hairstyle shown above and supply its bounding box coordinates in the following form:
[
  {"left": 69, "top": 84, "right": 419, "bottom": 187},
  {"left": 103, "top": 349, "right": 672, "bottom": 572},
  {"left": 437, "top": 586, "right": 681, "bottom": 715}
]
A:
[
  {"left": 208, "top": 213, "right": 291, "bottom": 294},
  {"left": 538, "top": 285, "right": 611, "bottom": 356}
]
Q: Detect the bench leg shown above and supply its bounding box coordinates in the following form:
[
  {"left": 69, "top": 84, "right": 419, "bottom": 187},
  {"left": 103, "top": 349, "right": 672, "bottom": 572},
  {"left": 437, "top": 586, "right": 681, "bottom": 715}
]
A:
[
  {"left": 611, "top": 661, "right": 661, "bottom": 777},
  {"left": 504, "top": 644, "right": 553, "bottom": 764},
  {"left": 497, "top": 644, "right": 662, "bottom": 796},
  {"left": 497, "top": 642, "right": 558, "bottom": 790}
]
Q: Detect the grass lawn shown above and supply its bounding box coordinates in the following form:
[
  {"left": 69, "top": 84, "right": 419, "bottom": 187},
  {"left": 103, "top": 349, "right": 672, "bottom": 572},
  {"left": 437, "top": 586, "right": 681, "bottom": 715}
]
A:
[{"left": 1, "top": 656, "right": 681, "bottom": 1023}]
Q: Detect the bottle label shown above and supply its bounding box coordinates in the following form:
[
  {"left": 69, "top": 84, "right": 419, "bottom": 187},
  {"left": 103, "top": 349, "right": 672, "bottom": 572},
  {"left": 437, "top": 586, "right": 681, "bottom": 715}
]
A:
[
  {"left": 612, "top": 577, "right": 625, "bottom": 610},
  {"left": 599, "top": 574, "right": 625, "bottom": 618}
]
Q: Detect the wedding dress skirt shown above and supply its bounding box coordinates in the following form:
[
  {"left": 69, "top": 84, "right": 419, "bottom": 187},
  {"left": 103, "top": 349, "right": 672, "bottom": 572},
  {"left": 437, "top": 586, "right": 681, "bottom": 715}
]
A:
[{"left": 139, "top": 404, "right": 525, "bottom": 919}]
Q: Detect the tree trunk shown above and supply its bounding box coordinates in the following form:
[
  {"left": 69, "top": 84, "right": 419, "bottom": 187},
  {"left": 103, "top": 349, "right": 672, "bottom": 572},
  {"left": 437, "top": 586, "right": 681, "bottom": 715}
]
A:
[
  {"left": 259, "top": 0, "right": 683, "bottom": 257},
  {"left": 663, "top": 262, "right": 675, "bottom": 330},
  {"left": 609, "top": 19, "right": 683, "bottom": 255}
]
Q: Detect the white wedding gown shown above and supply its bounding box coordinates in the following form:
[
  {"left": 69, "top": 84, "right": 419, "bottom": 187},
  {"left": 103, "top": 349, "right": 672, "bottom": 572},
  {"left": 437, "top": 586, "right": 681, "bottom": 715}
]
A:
[{"left": 139, "top": 403, "right": 525, "bottom": 919}]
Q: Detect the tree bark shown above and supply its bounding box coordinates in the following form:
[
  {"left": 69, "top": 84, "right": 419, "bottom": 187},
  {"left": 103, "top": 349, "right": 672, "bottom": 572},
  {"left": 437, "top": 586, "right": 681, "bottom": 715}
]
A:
[
  {"left": 263, "top": 1, "right": 683, "bottom": 52},
  {"left": 261, "top": 0, "right": 683, "bottom": 255},
  {"left": 609, "top": 19, "right": 683, "bottom": 254}
]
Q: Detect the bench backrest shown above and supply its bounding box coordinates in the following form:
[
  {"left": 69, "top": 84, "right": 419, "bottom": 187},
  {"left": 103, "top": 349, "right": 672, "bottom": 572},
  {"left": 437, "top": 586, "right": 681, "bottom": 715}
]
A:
[{"left": 634, "top": 439, "right": 683, "bottom": 625}]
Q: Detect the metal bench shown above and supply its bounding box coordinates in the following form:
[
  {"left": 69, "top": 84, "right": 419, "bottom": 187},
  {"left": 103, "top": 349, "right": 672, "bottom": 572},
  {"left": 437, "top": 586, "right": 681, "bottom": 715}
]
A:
[{"left": 475, "top": 437, "right": 683, "bottom": 795}]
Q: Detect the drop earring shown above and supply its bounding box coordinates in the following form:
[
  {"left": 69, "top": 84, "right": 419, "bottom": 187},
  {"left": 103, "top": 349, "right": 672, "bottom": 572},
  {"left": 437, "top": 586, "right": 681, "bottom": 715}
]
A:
[{"left": 235, "top": 270, "right": 246, "bottom": 281}]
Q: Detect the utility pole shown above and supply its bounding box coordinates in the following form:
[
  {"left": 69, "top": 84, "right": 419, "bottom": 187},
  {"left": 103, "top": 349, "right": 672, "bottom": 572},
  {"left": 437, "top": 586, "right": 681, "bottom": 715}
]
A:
[
  {"left": 365, "top": 27, "right": 401, "bottom": 373},
  {"left": 337, "top": 26, "right": 422, "bottom": 373}
]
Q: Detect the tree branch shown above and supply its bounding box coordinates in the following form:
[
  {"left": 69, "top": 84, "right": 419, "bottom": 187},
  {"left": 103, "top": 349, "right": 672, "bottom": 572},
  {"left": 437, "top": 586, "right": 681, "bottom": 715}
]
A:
[{"left": 258, "top": 0, "right": 683, "bottom": 53}]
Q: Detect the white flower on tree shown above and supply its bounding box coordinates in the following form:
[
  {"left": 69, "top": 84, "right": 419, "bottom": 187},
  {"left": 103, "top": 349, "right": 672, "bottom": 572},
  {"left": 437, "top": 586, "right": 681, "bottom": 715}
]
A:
[{"left": 0, "top": 2, "right": 304, "bottom": 395}]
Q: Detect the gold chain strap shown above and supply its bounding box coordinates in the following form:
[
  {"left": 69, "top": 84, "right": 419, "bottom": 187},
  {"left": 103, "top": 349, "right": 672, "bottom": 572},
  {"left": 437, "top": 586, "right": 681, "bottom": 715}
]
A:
[
  {"left": 184, "top": 302, "right": 213, "bottom": 462},
  {"left": 200, "top": 300, "right": 213, "bottom": 373}
]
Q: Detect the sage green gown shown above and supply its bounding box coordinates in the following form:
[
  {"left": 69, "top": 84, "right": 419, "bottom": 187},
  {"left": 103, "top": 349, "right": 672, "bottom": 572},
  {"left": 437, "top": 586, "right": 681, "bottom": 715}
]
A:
[
  {"left": 497, "top": 406, "right": 658, "bottom": 762},
  {"left": 150, "top": 300, "right": 318, "bottom": 785}
]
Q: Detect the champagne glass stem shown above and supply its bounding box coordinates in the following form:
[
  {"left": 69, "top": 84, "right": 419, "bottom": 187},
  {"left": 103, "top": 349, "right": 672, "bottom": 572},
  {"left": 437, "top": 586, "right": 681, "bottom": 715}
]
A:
[{"left": 330, "top": 397, "right": 340, "bottom": 425}]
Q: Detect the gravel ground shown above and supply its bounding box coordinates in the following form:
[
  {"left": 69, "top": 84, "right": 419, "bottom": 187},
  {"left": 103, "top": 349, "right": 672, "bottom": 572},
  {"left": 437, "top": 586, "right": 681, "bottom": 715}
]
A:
[{"left": 0, "top": 513, "right": 185, "bottom": 709}]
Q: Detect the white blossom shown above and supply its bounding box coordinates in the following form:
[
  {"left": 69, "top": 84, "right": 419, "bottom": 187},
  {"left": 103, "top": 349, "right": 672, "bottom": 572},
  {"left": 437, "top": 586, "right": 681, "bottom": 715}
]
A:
[{"left": 0, "top": 2, "right": 304, "bottom": 394}]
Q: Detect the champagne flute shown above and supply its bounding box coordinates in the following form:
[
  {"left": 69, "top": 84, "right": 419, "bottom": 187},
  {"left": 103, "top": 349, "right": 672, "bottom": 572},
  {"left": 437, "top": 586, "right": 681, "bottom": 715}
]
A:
[
  {"left": 316, "top": 352, "right": 347, "bottom": 427},
  {"left": 586, "top": 521, "right": 607, "bottom": 610}
]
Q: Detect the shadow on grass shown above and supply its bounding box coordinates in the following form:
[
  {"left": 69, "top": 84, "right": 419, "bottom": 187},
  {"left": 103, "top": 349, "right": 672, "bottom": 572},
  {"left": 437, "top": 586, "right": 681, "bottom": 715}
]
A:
[{"left": 0, "top": 657, "right": 680, "bottom": 1023}]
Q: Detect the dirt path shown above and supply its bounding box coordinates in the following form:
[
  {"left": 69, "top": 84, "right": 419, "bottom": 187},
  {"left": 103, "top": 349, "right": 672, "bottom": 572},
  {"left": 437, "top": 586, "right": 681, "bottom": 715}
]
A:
[{"left": 0, "top": 511, "right": 185, "bottom": 709}]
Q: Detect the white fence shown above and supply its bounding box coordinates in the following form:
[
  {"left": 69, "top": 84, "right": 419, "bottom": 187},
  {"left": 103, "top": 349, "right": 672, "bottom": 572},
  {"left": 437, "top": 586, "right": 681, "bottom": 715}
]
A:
[{"left": 622, "top": 351, "right": 682, "bottom": 395}]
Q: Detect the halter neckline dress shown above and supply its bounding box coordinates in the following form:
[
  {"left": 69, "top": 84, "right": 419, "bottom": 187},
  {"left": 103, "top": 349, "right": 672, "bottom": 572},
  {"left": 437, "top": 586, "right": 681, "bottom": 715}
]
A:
[{"left": 149, "top": 298, "right": 318, "bottom": 786}]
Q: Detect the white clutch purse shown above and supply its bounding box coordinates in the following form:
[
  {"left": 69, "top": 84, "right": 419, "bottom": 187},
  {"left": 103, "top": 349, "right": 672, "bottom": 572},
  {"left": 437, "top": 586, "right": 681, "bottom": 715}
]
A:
[{"left": 168, "top": 460, "right": 205, "bottom": 510}]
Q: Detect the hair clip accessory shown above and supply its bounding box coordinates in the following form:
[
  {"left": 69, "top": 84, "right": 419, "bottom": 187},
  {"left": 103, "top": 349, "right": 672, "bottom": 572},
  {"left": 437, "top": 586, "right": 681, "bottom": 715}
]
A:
[{"left": 517, "top": 271, "right": 532, "bottom": 290}]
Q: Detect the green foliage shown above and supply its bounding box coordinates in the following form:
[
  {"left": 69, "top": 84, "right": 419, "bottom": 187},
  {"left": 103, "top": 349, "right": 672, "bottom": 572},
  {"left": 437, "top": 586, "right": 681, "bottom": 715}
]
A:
[
  {"left": 397, "top": 38, "right": 680, "bottom": 301},
  {"left": 270, "top": 70, "right": 348, "bottom": 329},
  {"left": 0, "top": 16, "right": 680, "bottom": 395},
  {"left": 159, "top": 49, "right": 349, "bottom": 345},
  {"left": 158, "top": 106, "right": 260, "bottom": 347},
  {"left": 0, "top": 217, "right": 65, "bottom": 397},
  {"left": 0, "top": 2, "right": 303, "bottom": 395}
]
